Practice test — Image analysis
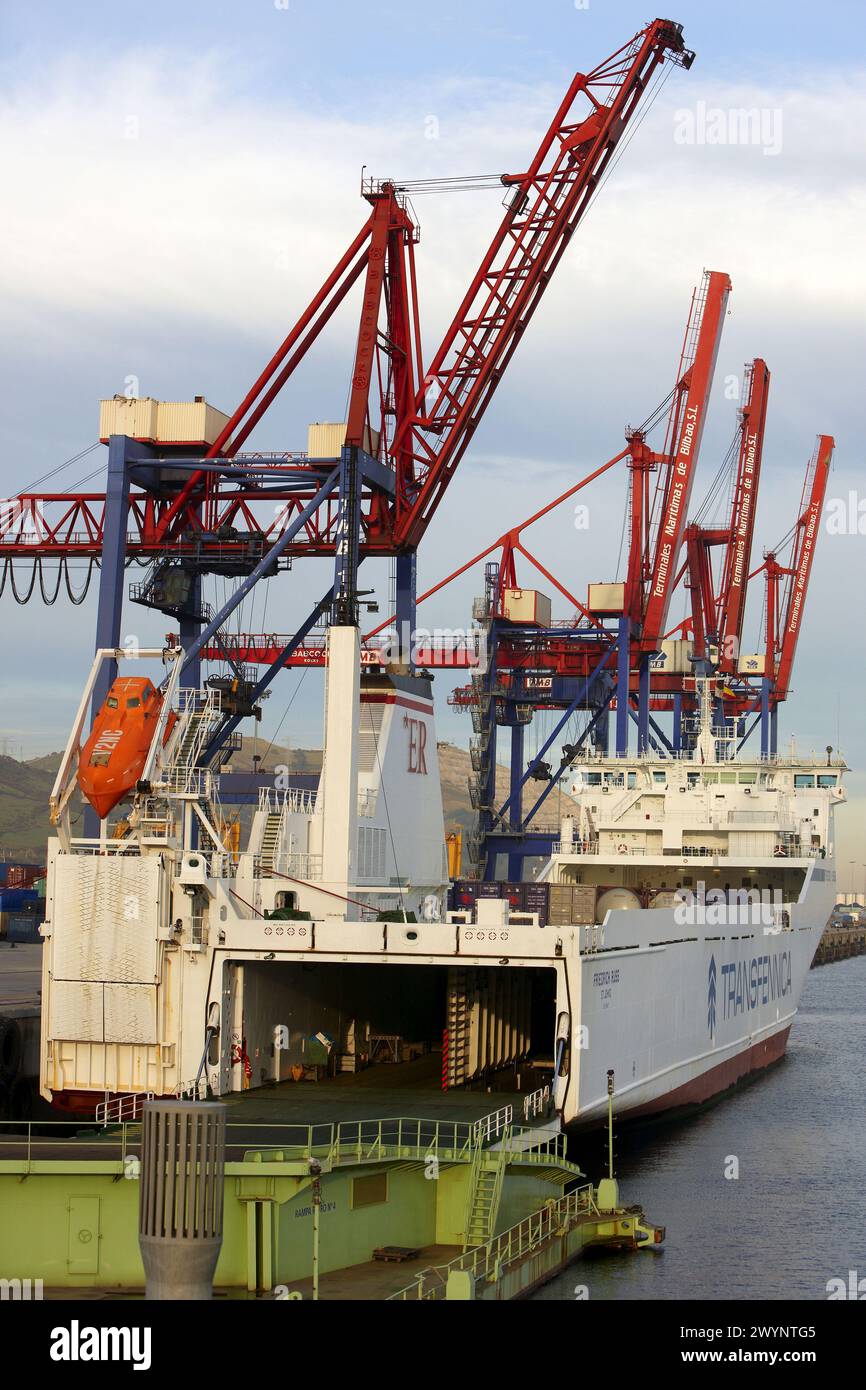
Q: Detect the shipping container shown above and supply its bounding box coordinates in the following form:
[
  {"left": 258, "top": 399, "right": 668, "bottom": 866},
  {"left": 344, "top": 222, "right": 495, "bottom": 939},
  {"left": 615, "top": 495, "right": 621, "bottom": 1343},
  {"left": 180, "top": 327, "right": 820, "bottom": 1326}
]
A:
[
  {"left": 0, "top": 863, "right": 30, "bottom": 886},
  {"left": 99, "top": 396, "right": 231, "bottom": 447},
  {"left": 452, "top": 880, "right": 478, "bottom": 909},
  {"left": 0, "top": 887, "right": 38, "bottom": 911},
  {"left": 571, "top": 885, "right": 598, "bottom": 925},
  {"left": 547, "top": 883, "right": 597, "bottom": 925},
  {"left": 737, "top": 653, "right": 766, "bottom": 676},
  {"left": 98, "top": 395, "right": 159, "bottom": 442},
  {"left": 548, "top": 883, "right": 574, "bottom": 924},
  {"left": 157, "top": 399, "right": 231, "bottom": 447},
  {"left": 5, "top": 913, "right": 43, "bottom": 944},
  {"left": 306, "top": 421, "right": 380, "bottom": 458},
  {"left": 650, "top": 640, "right": 694, "bottom": 674},
  {"left": 587, "top": 582, "right": 625, "bottom": 614},
  {"left": 500, "top": 588, "right": 552, "bottom": 627},
  {"left": 521, "top": 881, "right": 550, "bottom": 927}
]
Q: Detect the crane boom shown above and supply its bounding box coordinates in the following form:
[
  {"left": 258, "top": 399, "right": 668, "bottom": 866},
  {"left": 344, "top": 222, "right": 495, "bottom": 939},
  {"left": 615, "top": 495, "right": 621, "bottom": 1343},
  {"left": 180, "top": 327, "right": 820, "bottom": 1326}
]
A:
[
  {"left": 717, "top": 358, "right": 770, "bottom": 666},
  {"left": 390, "top": 17, "right": 695, "bottom": 548},
  {"left": 683, "top": 358, "right": 770, "bottom": 670},
  {"left": 640, "top": 268, "right": 731, "bottom": 651},
  {"left": 770, "top": 434, "right": 834, "bottom": 701}
]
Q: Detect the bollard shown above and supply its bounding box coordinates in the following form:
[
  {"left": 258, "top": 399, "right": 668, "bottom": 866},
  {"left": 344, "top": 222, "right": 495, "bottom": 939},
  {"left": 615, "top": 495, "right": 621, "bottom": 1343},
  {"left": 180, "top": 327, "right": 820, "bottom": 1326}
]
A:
[{"left": 138, "top": 1099, "right": 226, "bottom": 1300}]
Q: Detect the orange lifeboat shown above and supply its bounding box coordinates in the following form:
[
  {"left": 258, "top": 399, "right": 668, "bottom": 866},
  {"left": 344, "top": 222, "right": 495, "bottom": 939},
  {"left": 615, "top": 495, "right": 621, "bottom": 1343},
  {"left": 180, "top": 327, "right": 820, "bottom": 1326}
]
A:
[{"left": 78, "top": 677, "right": 173, "bottom": 819}]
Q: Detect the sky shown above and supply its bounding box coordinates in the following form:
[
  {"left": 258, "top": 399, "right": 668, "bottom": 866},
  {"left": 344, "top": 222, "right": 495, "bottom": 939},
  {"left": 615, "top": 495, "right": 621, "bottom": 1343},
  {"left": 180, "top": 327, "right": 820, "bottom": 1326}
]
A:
[{"left": 1, "top": 0, "right": 865, "bottom": 882}]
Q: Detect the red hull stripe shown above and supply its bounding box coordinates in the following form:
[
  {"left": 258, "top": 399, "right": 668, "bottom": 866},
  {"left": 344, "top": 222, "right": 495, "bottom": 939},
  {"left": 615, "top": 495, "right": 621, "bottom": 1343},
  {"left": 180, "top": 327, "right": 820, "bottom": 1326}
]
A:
[{"left": 615, "top": 1025, "right": 792, "bottom": 1124}]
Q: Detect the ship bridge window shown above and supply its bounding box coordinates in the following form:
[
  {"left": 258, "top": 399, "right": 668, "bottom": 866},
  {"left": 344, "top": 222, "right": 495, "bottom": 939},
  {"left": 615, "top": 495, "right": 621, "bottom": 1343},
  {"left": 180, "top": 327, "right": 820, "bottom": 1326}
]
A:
[
  {"left": 794, "top": 775, "right": 815, "bottom": 788},
  {"left": 817, "top": 775, "right": 837, "bottom": 788}
]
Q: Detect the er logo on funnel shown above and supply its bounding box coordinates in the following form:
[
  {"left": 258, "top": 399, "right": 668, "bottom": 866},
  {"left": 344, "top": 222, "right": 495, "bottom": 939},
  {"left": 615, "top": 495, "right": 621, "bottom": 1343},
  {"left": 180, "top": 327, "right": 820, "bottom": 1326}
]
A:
[{"left": 708, "top": 954, "right": 717, "bottom": 1038}]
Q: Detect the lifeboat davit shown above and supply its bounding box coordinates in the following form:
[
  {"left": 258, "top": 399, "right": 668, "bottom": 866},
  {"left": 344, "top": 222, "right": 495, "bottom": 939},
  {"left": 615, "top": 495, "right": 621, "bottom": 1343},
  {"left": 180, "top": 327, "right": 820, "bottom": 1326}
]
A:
[{"left": 78, "top": 677, "right": 169, "bottom": 819}]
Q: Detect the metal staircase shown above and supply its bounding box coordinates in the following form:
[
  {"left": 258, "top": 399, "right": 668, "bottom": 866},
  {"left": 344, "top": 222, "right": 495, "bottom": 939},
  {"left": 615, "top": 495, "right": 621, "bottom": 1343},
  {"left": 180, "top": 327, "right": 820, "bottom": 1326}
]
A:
[
  {"left": 260, "top": 813, "right": 282, "bottom": 871},
  {"left": 463, "top": 1147, "right": 507, "bottom": 1248}
]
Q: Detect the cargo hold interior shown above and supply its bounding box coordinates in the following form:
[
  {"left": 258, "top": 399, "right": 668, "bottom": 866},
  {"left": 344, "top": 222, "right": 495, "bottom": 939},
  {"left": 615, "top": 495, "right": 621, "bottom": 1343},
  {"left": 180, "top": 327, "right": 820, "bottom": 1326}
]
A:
[{"left": 230, "top": 959, "right": 558, "bottom": 1095}]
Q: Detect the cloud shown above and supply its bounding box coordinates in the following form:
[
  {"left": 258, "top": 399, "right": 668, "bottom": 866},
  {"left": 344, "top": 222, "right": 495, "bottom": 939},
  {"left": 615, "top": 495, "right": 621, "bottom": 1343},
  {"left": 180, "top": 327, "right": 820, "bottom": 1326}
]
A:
[{"left": 1, "top": 44, "right": 864, "bottom": 775}]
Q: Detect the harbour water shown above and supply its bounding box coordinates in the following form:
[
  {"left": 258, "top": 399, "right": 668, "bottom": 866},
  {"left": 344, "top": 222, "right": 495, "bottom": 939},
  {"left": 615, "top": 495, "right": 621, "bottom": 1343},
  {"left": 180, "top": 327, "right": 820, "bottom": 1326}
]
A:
[{"left": 536, "top": 955, "right": 866, "bottom": 1302}]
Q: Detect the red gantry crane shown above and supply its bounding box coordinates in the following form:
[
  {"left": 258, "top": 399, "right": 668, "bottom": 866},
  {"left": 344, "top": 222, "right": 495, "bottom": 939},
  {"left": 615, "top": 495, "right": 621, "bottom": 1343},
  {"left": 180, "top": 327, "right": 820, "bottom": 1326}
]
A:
[
  {"left": 682, "top": 357, "right": 771, "bottom": 671},
  {"left": 1, "top": 18, "right": 695, "bottom": 576},
  {"left": 638, "top": 269, "right": 732, "bottom": 652},
  {"left": 764, "top": 434, "right": 834, "bottom": 704}
]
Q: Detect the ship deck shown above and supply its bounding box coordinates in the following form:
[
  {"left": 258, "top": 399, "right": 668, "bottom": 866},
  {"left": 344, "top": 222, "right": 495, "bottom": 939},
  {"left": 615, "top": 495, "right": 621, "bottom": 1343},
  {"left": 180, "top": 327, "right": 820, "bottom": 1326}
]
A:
[{"left": 218, "top": 1052, "right": 525, "bottom": 1130}]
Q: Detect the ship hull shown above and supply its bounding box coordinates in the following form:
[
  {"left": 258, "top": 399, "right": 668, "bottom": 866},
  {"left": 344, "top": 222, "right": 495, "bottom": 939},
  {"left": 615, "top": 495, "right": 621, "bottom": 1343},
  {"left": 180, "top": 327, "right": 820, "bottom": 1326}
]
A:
[
  {"left": 567, "top": 1023, "right": 792, "bottom": 1131},
  {"left": 563, "top": 891, "right": 827, "bottom": 1130}
]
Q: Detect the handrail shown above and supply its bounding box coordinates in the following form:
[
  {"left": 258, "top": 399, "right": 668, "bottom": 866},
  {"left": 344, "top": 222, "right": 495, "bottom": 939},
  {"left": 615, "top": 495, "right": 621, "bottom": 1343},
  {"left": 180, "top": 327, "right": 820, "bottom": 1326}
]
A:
[
  {"left": 0, "top": 1108, "right": 545, "bottom": 1166},
  {"left": 522, "top": 1085, "right": 551, "bottom": 1122},
  {"left": 471, "top": 1105, "right": 512, "bottom": 1144},
  {"left": 388, "top": 1182, "right": 599, "bottom": 1300}
]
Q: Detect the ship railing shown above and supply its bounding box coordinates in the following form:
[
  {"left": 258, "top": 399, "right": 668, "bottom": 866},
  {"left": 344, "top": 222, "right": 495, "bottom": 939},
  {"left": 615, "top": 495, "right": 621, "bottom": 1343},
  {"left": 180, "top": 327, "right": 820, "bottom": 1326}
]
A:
[
  {"left": 553, "top": 841, "right": 826, "bottom": 861},
  {"left": 472, "top": 1105, "right": 513, "bottom": 1144},
  {"left": 284, "top": 852, "right": 323, "bottom": 880},
  {"left": 250, "top": 851, "right": 323, "bottom": 882},
  {"left": 572, "top": 749, "right": 847, "bottom": 766},
  {"left": 0, "top": 1111, "right": 569, "bottom": 1180},
  {"left": 66, "top": 837, "right": 144, "bottom": 855},
  {"left": 522, "top": 1086, "right": 552, "bottom": 1123},
  {"left": 95, "top": 1091, "right": 154, "bottom": 1125},
  {"left": 257, "top": 785, "right": 318, "bottom": 816},
  {"left": 387, "top": 1183, "right": 599, "bottom": 1300}
]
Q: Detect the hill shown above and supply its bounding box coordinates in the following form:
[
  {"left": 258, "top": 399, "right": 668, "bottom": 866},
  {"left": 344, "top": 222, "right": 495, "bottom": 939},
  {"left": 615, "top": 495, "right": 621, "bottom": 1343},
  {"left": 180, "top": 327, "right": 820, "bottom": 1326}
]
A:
[{"left": 0, "top": 739, "right": 578, "bottom": 859}]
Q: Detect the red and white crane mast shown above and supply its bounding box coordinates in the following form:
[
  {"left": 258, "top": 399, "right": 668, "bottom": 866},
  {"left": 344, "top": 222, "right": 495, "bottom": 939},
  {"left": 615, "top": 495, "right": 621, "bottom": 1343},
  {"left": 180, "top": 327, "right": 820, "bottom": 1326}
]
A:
[{"left": 639, "top": 269, "right": 732, "bottom": 652}]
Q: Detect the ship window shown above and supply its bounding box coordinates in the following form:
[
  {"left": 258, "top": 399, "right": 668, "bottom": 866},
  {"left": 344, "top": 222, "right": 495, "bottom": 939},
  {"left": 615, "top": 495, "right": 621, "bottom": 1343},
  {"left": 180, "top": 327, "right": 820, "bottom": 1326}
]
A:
[
  {"left": 653, "top": 772, "right": 666, "bottom": 785},
  {"left": 90, "top": 752, "right": 112, "bottom": 766},
  {"left": 586, "top": 773, "right": 602, "bottom": 786},
  {"left": 719, "top": 770, "right": 736, "bottom": 784},
  {"left": 107, "top": 697, "right": 118, "bottom": 709},
  {"left": 627, "top": 772, "right": 637, "bottom": 788},
  {"left": 739, "top": 770, "right": 757, "bottom": 783},
  {"left": 817, "top": 775, "right": 837, "bottom": 788},
  {"left": 794, "top": 775, "right": 815, "bottom": 788},
  {"left": 127, "top": 697, "right": 141, "bottom": 708}
]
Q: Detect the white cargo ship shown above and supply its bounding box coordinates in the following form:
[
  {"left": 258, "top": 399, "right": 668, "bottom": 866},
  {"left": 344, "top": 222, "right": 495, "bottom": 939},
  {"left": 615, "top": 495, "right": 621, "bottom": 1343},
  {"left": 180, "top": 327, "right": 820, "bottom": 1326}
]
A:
[{"left": 38, "top": 629, "right": 844, "bottom": 1128}]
